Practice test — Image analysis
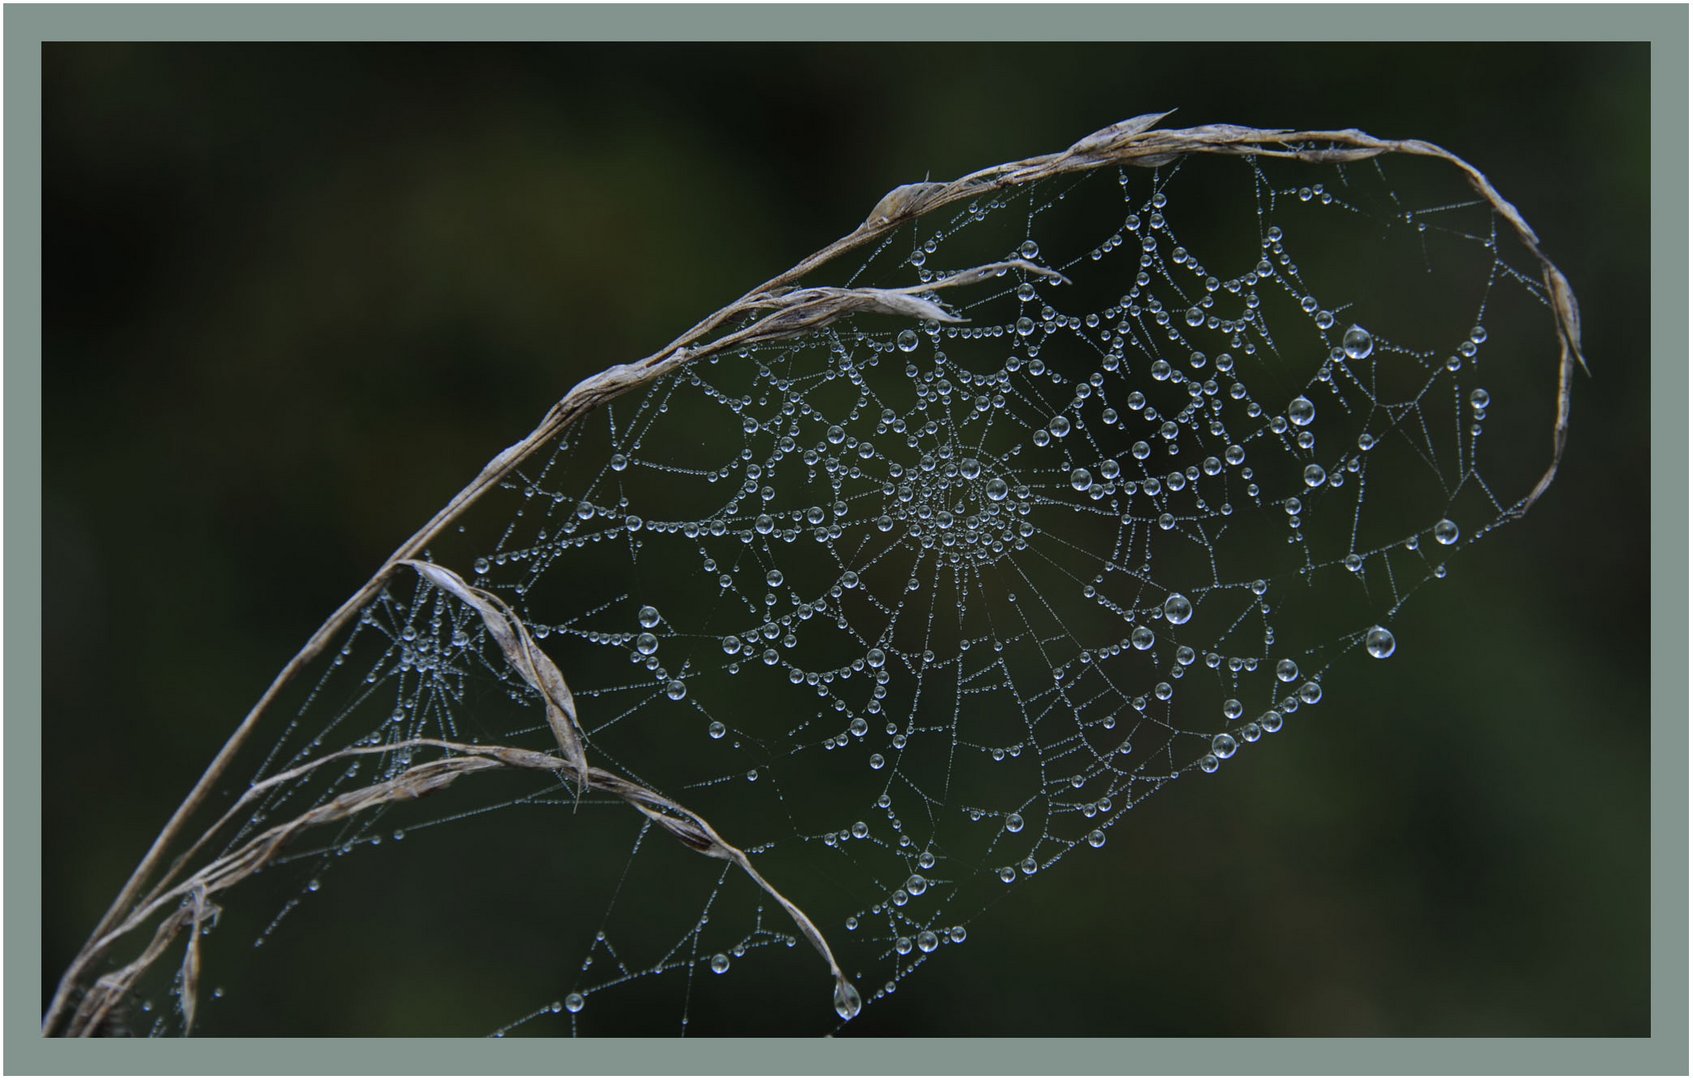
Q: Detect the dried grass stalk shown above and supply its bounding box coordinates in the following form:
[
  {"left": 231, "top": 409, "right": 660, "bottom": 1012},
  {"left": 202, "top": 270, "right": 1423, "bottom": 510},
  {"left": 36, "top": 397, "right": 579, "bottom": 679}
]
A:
[{"left": 45, "top": 114, "right": 1584, "bottom": 1036}]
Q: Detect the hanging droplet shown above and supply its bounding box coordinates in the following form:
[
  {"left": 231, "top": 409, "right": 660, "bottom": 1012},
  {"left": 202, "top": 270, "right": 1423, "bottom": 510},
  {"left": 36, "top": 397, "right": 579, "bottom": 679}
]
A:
[
  {"left": 1365, "top": 626, "right": 1397, "bottom": 659},
  {"left": 1288, "top": 396, "right": 1316, "bottom": 427},
  {"left": 1162, "top": 593, "right": 1193, "bottom": 625},
  {"left": 1434, "top": 518, "right": 1461, "bottom": 545},
  {"left": 896, "top": 329, "right": 920, "bottom": 353},
  {"left": 1343, "top": 324, "right": 1374, "bottom": 359},
  {"left": 834, "top": 980, "right": 863, "bottom": 1021},
  {"left": 710, "top": 953, "right": 730, "bottom": 974},
  {"left": 638, "top": 605, "right": 661, "bottom": 628},
  {"left": 1070, "top": 467, "right": 1093, "bottom": 492}
]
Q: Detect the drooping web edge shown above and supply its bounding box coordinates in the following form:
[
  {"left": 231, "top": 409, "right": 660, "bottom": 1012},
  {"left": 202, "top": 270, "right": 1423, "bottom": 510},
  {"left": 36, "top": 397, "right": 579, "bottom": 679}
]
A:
[{"left": 44, "top": 114, "right": 1585, "bottom": 1037}]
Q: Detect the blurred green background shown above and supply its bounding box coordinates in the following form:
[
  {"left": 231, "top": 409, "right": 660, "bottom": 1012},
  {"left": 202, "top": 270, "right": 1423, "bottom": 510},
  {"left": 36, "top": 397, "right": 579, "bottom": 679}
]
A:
[{"left": 43, "top": 42, "right": 1649, "bottom": 1035}]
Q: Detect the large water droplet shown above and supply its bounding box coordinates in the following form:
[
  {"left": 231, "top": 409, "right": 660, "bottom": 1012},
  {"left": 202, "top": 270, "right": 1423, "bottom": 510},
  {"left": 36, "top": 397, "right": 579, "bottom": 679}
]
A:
[
  {"left": 833, "top": 980, "right": 863, "bottom": 1021},
  {"left": 896, "top": 329, "right": 920, "bottom": 353},
  {"left": 1163, "top": 593, "right": 1193, "bottom": 625},
  {"left": 1365, "top": 625, "right": 1397, "bottom": 659},
  {"left": 1343, "top": 324, "right": 1374, "bottom": 359},
  {"left": 1434, "top": 518, "right": 1461, "bottom": 545}
]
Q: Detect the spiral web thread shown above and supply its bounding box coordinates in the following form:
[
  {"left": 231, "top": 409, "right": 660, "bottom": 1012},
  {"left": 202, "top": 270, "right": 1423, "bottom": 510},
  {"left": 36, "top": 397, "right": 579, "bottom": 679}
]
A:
[{"left": 129, "top": 147, "right": 1565, "bottom": 1036}]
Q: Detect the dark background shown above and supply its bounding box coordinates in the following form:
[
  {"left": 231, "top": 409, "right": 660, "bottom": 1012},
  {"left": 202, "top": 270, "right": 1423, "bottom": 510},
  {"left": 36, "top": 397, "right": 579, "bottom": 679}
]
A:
[{"left": 43, "top": 42, "right": 1650, "bottom": 1035}]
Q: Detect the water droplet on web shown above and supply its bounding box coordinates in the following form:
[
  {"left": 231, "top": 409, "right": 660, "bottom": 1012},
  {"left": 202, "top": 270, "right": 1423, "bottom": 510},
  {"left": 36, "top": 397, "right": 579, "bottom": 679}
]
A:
[
  {"left": 665, "top": 680, "right": 687, "bottom": 702},
  {"left": 710, "top": 953, "right": 730, "bottom": 974},
  {"left": 1365, "top": 626, "right": 1397, "bottom": 659},
  {"left": 1470, "top": 388, "right": 1491, "bottom": 410},
  {"left": 1069, "top": 467, "right": 1093, "bottom": 492},
  {"left": 708, "top": 721, "right": 726, "bottom": 739},
  {"left": 1342, "top": 324, "right": 1374, "bottom": 359},
  {"left": 1434, "top": 518, "right": 1461, "bottom": 545},
  {"left": 1288, "top": 396, "right": 1316, "bottom": 427},
  {"left": 1303, "top": 464, "right": 1327, "bottom": 488},
  {"left": 635, "top": 633, "right": 658, "bottom": 656},
  {"left": 1005, "top": 813, "right": 1025, "bottom": 833},
  {"left": 1162, "top": 593, "right": 1193, "bottom": 625},
  {"left": 896, "top": 329, "right": 920, "bottom": 353},
  {"left": 565, "top": 993, "right": 585, "bottom": 1014},
  {"left": 1211, "top": 733, "right": 1238, "bottom": 759},
  {"left": 1086, "top": 829, "right": 1106, "bottom": 848},
  {"left": 638, "top": 606, "right": 661, "bottom": 628}
]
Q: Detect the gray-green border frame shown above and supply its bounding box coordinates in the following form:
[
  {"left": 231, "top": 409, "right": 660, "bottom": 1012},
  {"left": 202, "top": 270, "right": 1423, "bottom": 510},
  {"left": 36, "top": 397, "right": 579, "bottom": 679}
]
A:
[{"left": 8, "top": 4, "right": 1684, "bottom": 1074}]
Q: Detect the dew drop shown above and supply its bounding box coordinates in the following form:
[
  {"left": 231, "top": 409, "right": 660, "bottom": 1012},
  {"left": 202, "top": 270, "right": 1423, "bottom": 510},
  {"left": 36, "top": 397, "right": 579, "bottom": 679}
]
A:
[
  {"left": 1162, "top": 593, "right": 1193, "bottom": 625},
  {"left": 834, "top": 981, "right": 863, "bottom": 1021},
  {"left": 1342, "top": 324, "right": 1374, "bottom": 359},
  {"left": 1365, "top": 625, "right": 1397, "bottom": 659}
]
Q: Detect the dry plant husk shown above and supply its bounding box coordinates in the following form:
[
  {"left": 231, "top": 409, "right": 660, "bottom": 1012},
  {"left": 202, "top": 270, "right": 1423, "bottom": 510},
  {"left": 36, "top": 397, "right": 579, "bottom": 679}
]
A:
[{"left": 45, "top": 114, "right": 1585, "bottom": 1037}]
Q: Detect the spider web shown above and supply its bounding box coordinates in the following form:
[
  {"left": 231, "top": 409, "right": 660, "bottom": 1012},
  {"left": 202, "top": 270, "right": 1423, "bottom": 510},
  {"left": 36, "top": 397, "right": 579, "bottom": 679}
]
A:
[{"left": 121, "top": 147, "right": 1566, "bottom": 1036}]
